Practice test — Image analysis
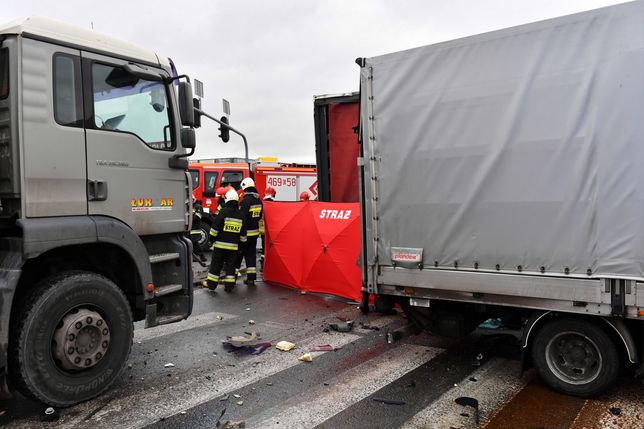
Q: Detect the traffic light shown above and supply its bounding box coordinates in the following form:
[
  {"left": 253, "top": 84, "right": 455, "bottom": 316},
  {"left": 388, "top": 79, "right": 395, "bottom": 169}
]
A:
[{"left": 219, "top": 116, "right": 230, "bottom": 142}]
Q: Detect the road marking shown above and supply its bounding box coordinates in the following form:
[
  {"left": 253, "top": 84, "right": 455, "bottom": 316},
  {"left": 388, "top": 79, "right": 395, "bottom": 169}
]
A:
[
  {"left": 401, "top": 358, "right": 526, "bottom": 429},
  {"left": 133, "top": 311, "right": 238, "bottom": 342},
  {"left": 250, "top": 344, "right": 443, "bottom": 429},
  {"left": 58, "top": 331, "right": 363, "bottom": 429}
]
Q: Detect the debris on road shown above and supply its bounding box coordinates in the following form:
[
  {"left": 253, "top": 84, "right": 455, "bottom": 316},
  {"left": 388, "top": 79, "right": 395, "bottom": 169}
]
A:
[
  {"left": 359, "top": 322, "right": 380, "bottom": 331},
  {"left": 311, "top": 344, "right": 334, "bottom": 352},
  {"left": 479, "top": 318, "right": 503, "bottom": 329},
  {"left": 609, "top": 406, "right": 621, "bottom": 416},
  {"left": 223, "top": 332, "right": 263, "bottom": 347},
  {"left": 217, "top": 315, "right": 224, "bottom": 320},
  {"left": 219, "top": 395, "right": 230, "bottom": 402},
  {"left": 372, "top": 397, "right": 406, "bottom": 405},
  {"left": 0, "top": 410, "right": 5, "bottom": 417},
  {"left": 233, "top": 394, "right": 241, "bottom": 398},
  {"left": 455, "top": 396, "right": 480, "bottom": 425},
  {"left": 180, "top": 411, "right": 187, "bottom": 415},
  {"left": 298, "top": 353, "right": 313, "bottom": 362},
  {"left": 42, "top": 407, "right": 59, "bottom": 422},
  {"left": 164, "top": 363, "right": 175, "bottom": 368},
  {"left": 329, "top": 321, "right": 353, "bottom": 332},
  {"left": 245, "top": 308, "right": 251, "bottom": 311},
  {"left": 248, "top": 320, "right": 255, "bottom": 325},
  {"left": 236, "top": 401, "right": 244, "bottom": 406},
  {"left": 217, "top": 420, "right": 246, "bottom": 429},
  {"left": 275, "top": 341, "right": 296, "bottom": 351}
]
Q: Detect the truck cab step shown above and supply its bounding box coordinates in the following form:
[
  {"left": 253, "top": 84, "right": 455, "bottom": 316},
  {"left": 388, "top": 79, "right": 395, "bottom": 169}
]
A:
[
  {"left": 149, "top": 253, "right": 180, "bottom": 264},
  {"left": 154, "top": 284, "right": 183, "bottom": 297}
]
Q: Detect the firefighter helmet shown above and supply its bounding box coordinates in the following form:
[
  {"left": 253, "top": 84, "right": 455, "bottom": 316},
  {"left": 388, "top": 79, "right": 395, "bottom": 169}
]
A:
[
  {"left": 240, "top": 177, "right": 255, "bottom": 190},
  {"left": 264, "top": 186, "right": 276, "bottom": 200},
  {"left": 299, "top": 191, "right": 310, "bottom": 201},
  {"left": 225, "top": 188, "right": 239, "bottom": 203},
  {"left": 216, "top": 187, "right": 227, "bottom": 197}
]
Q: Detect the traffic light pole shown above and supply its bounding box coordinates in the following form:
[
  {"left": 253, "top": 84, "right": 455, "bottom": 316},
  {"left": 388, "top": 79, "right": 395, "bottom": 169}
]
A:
[{"left": 194, "top": 108, "right": 249, "bottom": 163}]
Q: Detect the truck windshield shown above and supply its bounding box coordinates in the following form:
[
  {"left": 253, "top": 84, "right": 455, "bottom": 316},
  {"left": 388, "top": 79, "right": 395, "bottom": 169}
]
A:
[
  {"left": 0, "top": 48, "right": 8, "bottom": 99},
  {"left": 92, "top": 63, "right": 172, "bottom": 150}
]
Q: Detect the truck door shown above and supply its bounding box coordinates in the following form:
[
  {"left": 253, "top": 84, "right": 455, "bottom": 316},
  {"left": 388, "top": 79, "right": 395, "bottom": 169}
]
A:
[
  {"left": 82, "top": 52, "right": 186, "bottom": 235},
  {"left": 20, "top": 39, "right": 87, "bottom": 217}
]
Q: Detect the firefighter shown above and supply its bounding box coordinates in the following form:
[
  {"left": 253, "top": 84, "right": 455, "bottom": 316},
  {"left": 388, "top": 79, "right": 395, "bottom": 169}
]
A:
[
  {"left": 299, "top": 191, "right": 310, "bottom": 201},
  {"left": 259, "top": 186, "right": 276, "bottom": 269},
  {"left": 236, "top": 177, "right": 263, "bottom": 286},
  {"left": 189, "top": 194, "right": 208, "bottom": 263},
  {"left": 214, "top": 186, "right": 230, "bottom": 216},
  {"left": 207, "top": 189, "right": 247, "bottom": 292}
]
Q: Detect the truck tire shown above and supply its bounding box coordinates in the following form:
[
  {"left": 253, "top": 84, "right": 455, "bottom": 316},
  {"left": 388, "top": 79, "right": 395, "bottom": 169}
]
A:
[
  {"left": 531, "top": 318, "right": 620, "bottom": 397},
  {"left": 9, "top": 271, "right": 133, "bottom": 407}
]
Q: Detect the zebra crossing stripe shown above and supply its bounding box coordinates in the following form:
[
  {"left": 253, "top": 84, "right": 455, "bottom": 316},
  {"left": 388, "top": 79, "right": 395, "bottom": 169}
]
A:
[
  {"left": 249, "top": 344, "right": 443, "bottom": 429},
  {"left": 133, "top": 311, "right": 239, "bottom": 342},
  {"left": 400, "top": 358, "right": 525, "bottom": 429},
  {"left": 58, "top": 331, "right": 364, "bottom": 429}
]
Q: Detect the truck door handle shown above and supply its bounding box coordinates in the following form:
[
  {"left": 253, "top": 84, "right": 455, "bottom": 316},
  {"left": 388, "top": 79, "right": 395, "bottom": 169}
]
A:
[{"left": 88, "top": 180, "right": 108, "bottom": 201}]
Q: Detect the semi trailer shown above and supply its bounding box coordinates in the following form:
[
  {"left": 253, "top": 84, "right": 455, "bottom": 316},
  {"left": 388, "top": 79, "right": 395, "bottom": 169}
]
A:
[{"left": 357, "top": 1, "right": 644, "bottom": 396}]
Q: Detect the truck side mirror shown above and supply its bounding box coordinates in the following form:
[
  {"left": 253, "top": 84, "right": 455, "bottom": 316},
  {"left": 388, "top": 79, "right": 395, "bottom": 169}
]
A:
[
  {"left": 178, "top": 82, "right": 195, "bottom": 127},
  {"left": 180, "top": 128, "right": 196, "bottom": 149}
]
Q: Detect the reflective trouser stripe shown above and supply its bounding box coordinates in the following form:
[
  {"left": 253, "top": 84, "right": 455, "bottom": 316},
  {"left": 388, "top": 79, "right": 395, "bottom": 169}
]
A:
[
  {"left": 210, "top": 229, "right": 219, "bottom": 237},
  {"left": 240, "top": 236, "right": 247, "bottom": 242},
  {"left": 190, "top": 230, "right": 202, "bottom": 235},
  {"left": 247, "top": 230, "right": 260, "bottom": 236},
  {"left": 246, "top": 267, "right": 257, "bottom": 274},
  {"left": 207, "top": 273, "right": 219, "bottom": 282},
  {"left": 214, "top": 242, "right": 238, "bottom": 250},
  {"left": 223, "top": 276, "right": 236, "bottom": 283}
]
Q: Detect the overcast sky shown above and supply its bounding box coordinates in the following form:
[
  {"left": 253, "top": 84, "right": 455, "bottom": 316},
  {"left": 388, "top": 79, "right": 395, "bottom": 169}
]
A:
[{"left": 3, "top": 0, "right": 628, "bottom": 162}]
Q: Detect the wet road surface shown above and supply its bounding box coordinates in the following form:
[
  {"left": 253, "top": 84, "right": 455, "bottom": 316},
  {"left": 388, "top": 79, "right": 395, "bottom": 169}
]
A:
[{"left": 0, "top": 266, "right": 642, "bottom": 428}]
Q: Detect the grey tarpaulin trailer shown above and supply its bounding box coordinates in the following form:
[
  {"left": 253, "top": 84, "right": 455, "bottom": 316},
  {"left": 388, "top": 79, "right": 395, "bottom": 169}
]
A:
[{"left": 358, "top": 0, "right": 644, "bottom": 396}]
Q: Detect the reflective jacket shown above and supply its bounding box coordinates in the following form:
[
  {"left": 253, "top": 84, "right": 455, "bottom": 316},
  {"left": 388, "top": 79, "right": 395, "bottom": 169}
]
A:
[
  {"left": 209, "top": 201, "right": 247, "bottom": 250},
  {"left": 240, "top": 188, "right": 263, "bottom": 237}
]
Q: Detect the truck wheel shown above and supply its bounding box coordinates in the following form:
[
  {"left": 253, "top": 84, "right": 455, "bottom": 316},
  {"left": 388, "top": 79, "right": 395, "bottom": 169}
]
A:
[
  {"left": 531, "top": 318, "right": 620, "bottom": 397},
  {"left": 9, "top": 271, "right": 133, "bottom": 407}
]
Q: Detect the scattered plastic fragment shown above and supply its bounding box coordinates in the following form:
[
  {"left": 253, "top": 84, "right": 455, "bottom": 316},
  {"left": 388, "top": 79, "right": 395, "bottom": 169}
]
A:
[
  {"left": 266, "top": 382, "right": 273, "bottom": 386},
  {"left": 233, "top": 394, "right": 241, "bottom": 398},
  {"left": 479, "top": 318, "right": 503, "bottom": 329},
  {"left": 217, "top": 420, "right": 246, "bottom": 429},
  {"left": 372, "top": 397, "right": 406, "bottom": 405},
  {"left": 42, "top": 407, "right": 59, "bottom": 422},
  {"left": 275, "top": 341, "right": 296, "bottom": 351},
  {"left": 180, "top": 411, "right": 187, "bottom": 415},
  {"left": 219, "top": 395, "right": 229, "bottom": 402},
  {"left": 298, "top": 353, "right": 313, "bottom": 362},
  {"left": 329, "top": 321, "right": 353, "bottom": 332},
  {"left": 223, "top": 332, "right": 262, "bottom": 347},
  {"left": 455, "top": 397, "right": 480, "bottom": 425},
  {"left": 359, "top": 322, "right": 380, "bottom": 331},
  {"left": 609, "top": 407, "right": 621, "bottom": 416},
  {"left": 236, "top": 401, "right": 244, "bottom": 406},
  {"left": 164, "top": 363, "right": 175, "bottom": 368},
  {"left": 217, "top": 315, "right": 224, "bottom": 320},
  {"left": 311, "top": 344, "right": 334, "bottom": 352},
  {"left": 245, "top": 308, "right": 251, "bottom": 311},
  {"left": 249, "top": 320, "right": 255, "bottom": 325}
]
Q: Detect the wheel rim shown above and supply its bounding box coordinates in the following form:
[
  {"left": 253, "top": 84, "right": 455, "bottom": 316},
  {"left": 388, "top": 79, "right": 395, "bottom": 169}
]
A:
[
  {"left": 197, "top": 229, "right": 208, "bottom": 246},
  {"left": 545, "top": 331, "right": 602, "bottom": 385},
  {"left": 52, "top": 308, "right": 111, "bottom": 371}
]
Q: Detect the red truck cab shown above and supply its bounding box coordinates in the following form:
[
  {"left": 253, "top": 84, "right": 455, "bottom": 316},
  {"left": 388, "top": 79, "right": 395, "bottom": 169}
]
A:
[{"left": 188, "top": 161, "right": 251, "bottom": 213}]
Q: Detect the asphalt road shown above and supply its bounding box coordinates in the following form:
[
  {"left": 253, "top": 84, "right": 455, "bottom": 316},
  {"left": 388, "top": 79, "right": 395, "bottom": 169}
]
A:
[{"left": 1, "top": 264, "right": 642, "bottom": 429}]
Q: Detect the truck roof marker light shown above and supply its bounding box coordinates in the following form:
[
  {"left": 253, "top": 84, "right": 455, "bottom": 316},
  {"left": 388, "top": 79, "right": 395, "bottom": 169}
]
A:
[{"left": 146, "top": 283, "right": 155, "bottom": 293}]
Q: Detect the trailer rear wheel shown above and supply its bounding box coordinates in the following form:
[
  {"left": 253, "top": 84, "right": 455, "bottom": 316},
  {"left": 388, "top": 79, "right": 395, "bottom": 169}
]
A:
[
  {"left": 9, "top": 271, "right": 133, "bottom": 407},
  {"left": 532, "top": 318, "right": 619, "bottom": 397}
]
